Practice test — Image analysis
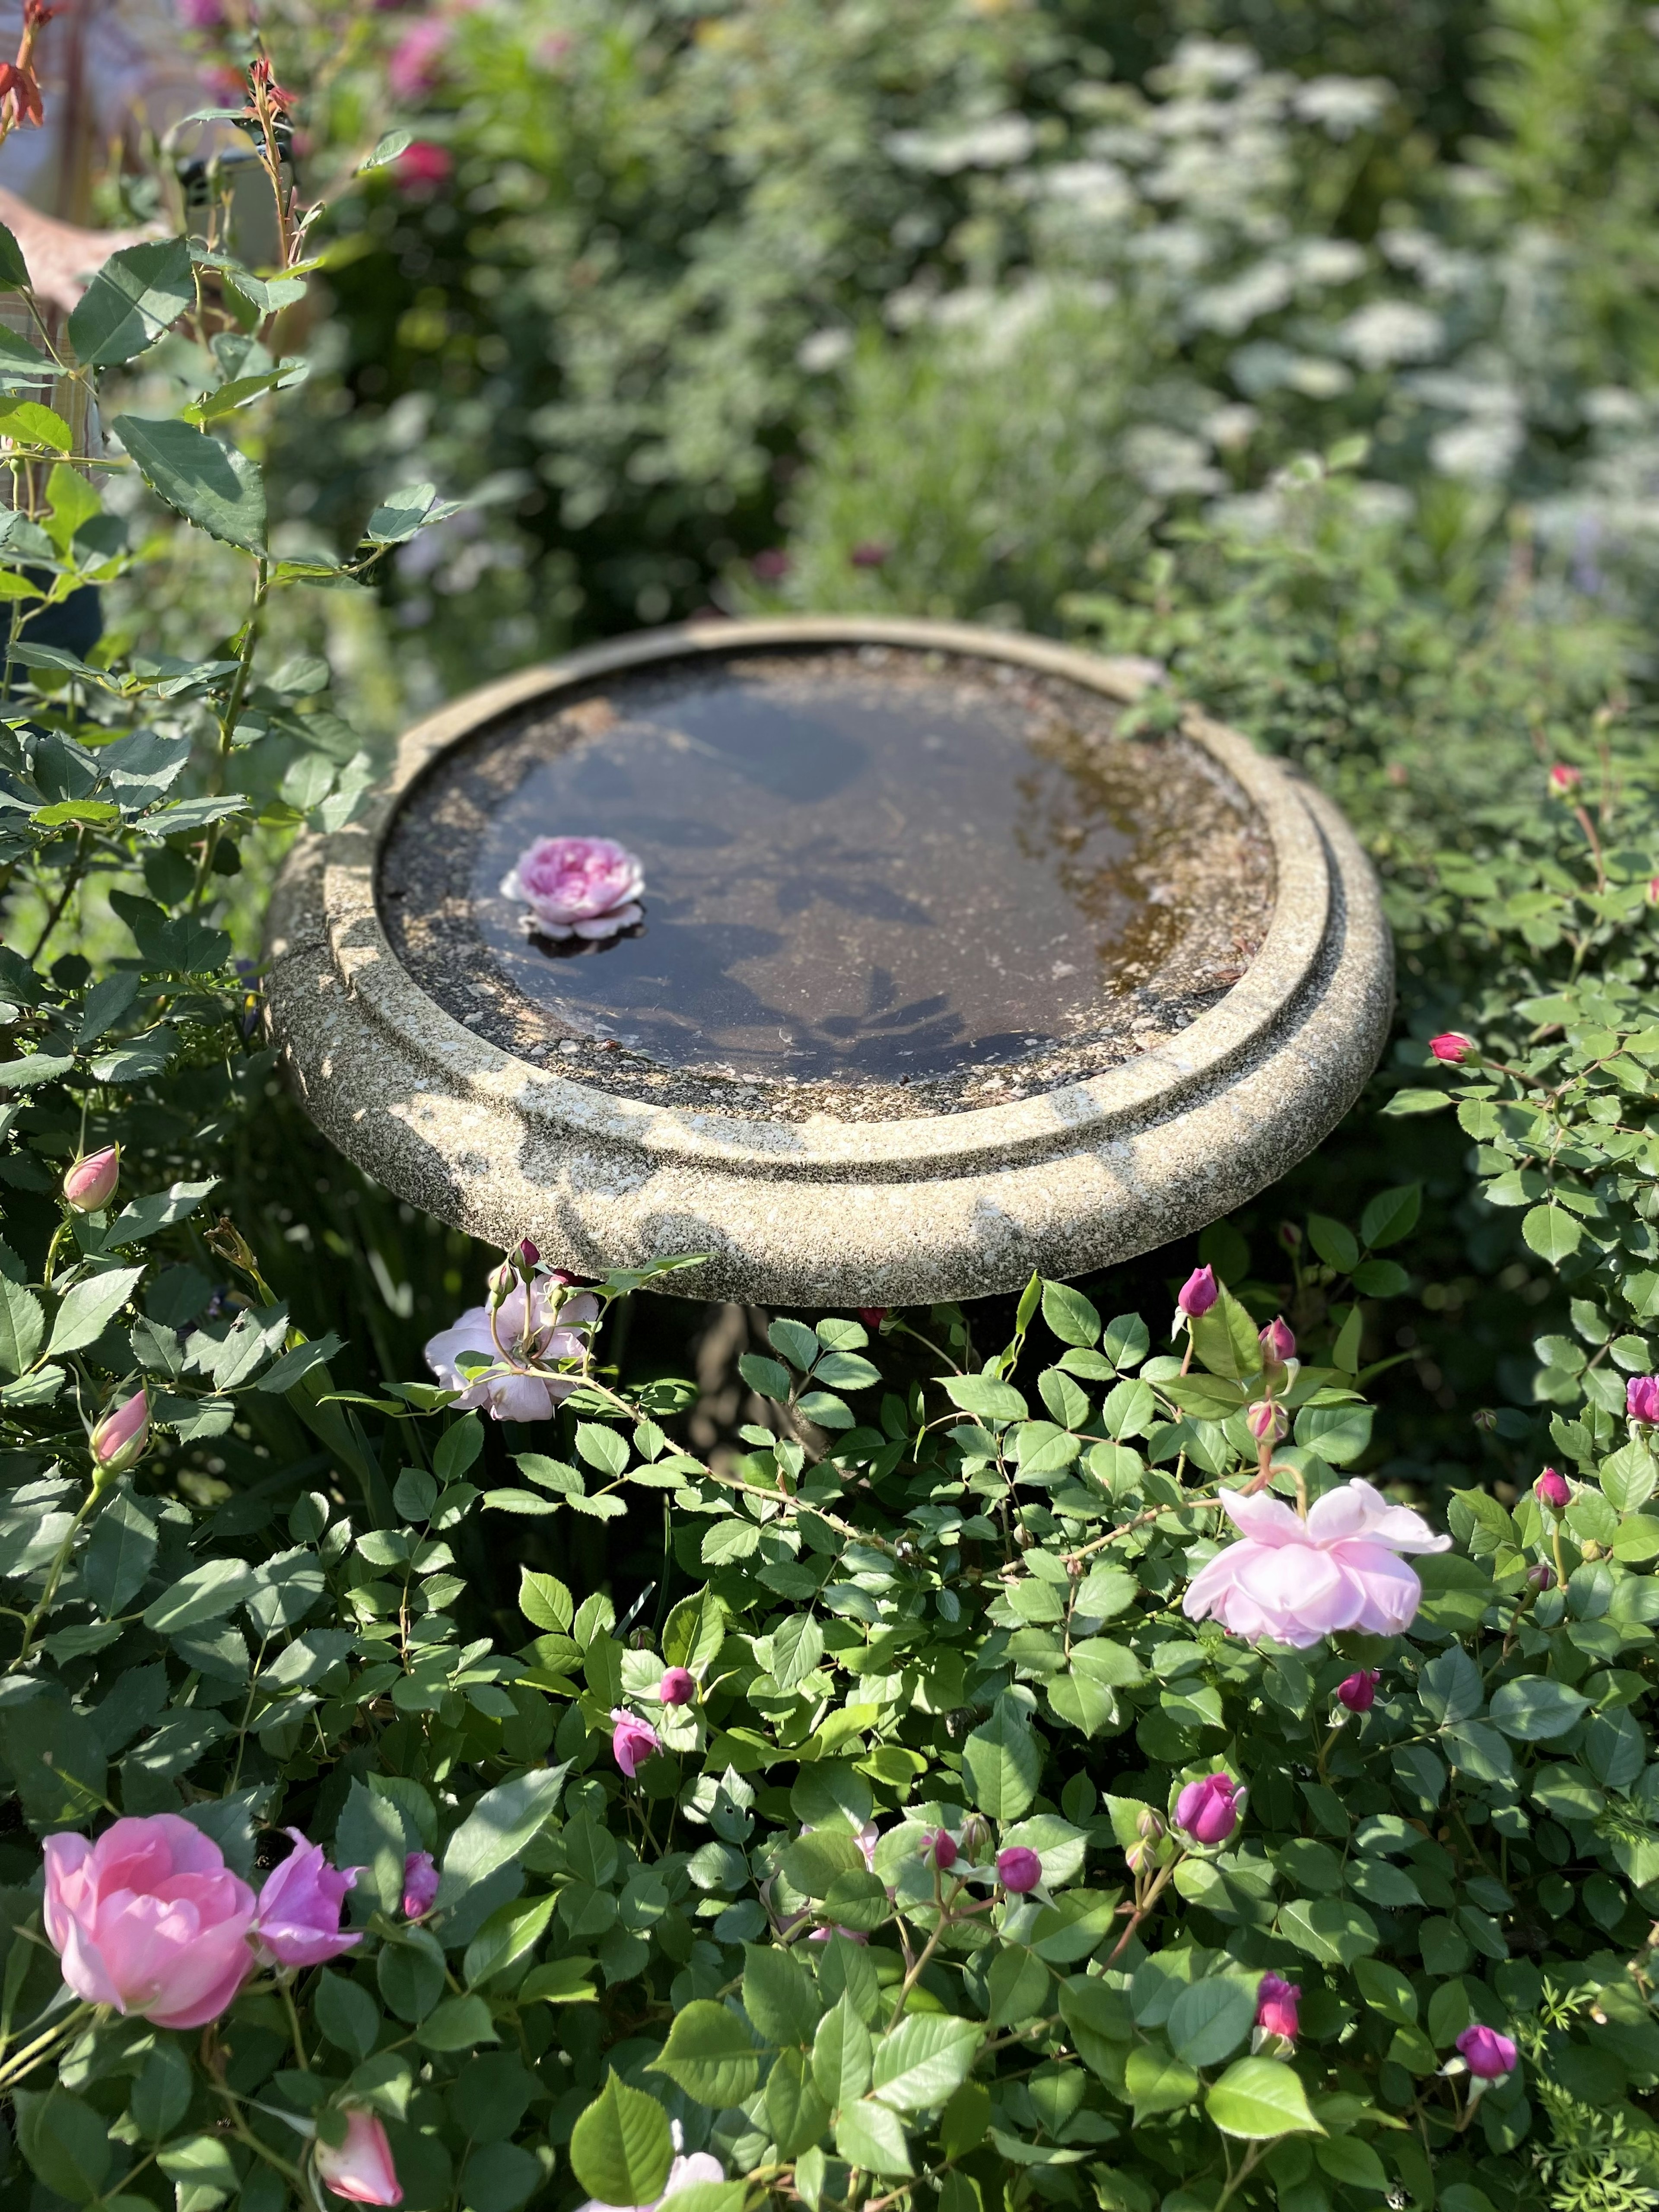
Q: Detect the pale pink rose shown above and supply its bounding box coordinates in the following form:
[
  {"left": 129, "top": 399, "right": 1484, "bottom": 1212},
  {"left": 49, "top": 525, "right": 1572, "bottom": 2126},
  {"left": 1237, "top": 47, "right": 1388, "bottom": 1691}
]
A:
[
  {"left": 91, "top": 1387, "right": 149, "bottom": 1475},
  {"left": 423, "top": 1277, "right": 599, "bottom": 1422},
  {"left": 401, "top": 1851, "right": 439, "bottom": 1918},
  {"left": 315, "top": 2110, "right": 403, "bottom": 2205},
  {"left": 499, "top": 835, "right": 645, "bottom": 941},
  {"left": 63, "top": 1144, "right": 118, "bottom": 1213},
  {"left": 1182, "top": 1477, "right": 1450, "bottom": 1647},
  {"left": 611, "top": 1710, "right": 661, "bottom": 1778},
  {"left": 43, "top": 1815, "right": 257, "bottom": 2029},
  {"left": 254, "top": 1831, "right": 360, "bottom": 1968},
  {"left": 577, "top": 2124, "right": 723, "bottom": 2212}
]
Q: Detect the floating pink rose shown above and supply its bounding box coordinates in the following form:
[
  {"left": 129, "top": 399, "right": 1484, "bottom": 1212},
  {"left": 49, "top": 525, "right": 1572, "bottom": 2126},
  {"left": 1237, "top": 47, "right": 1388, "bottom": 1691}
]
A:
[
  {"left": 1175, "top": 1773, "right": 1240, "bottom": 1846},
  {"left": 1182, "top": 1477, "right": 1451, "bottom": 1648},
  {"left": 611, "top": 1710, "right": 661, "bottom": 1778},
  {"left": 658, "top": 1667, "right": 695, "bottom": 1705},
  {"left": 424, "top": 1273, "right": 600, "bottom": 1422},
  {"left": 1256, "top": 1972, "right": 1300, "bottom": 2042},
  {"left": 91, "top": 1387, "right": 149, "bottom": 1475},
  {"left": 1456, "top": 2024, "right": 1518, "bottom": 2080},
  {"left": 315, "top": 2110, "right": 404, "bottom": 2205},
  {"left": 1178, "top": 1264, "right": 1218, "bottom": 1319},
  {"left": 500, "top": 835, "right": 645, "bottom": 941},
  {"left": 1628, "top": 1376, "right": 1659, "bottom": 1426},
  {"left": 44, "top": 1815, "right": 258, "bottom": 2030},
  {"left": 64, "top": 1144, "right": 118, "bottom": 1213},
  {"left": 997, "top": 1847, "right": 1042, "bottom": 1894},
  {"left": 1430, "top": 1032, "right": 1474, "bottom": 1064},
  {"left": 254, "top": 1831, "right": 360, "bottom": 1968},
  {"left": 1534, "top": 1467, "right": 1570, "bottom": 1510},
  {"left": 1337, "top": 1669, "right": 1380, "bottom": 1713},
  {"left": 401, "top": 1850, "right": 439, "bottom": 1919}
]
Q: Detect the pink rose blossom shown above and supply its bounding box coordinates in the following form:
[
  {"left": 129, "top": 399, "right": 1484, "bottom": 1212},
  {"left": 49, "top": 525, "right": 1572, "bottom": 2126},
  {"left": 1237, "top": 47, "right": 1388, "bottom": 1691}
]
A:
[
  {"left": 1534, "top": 1467, "right": 1570, "bottom": 1510},
  {"left": 997, "top": 1847, "right": 1042, "bottom": 1893},
  {"left": 315, "top": 2109, "right": 403, "bottom": 2205},
  {"left": 424, "top": 1274, "right": 599, "bottom": 1422},
  {"left": 1174, "top": 1773, "right": 1240, "bottom": 1846},
  {"left": 1337, "top": 1669, "right": 1380, "bottom": 1713},
  {"left": 64, "top": 1144, "right": 118, "bottom": 1213},
  {"left": 1182, "top": 1477, "right": 1451, "bottom": 1648},
  {"left": 401, "top": 1850, "right": 439, "bottom": 1919},
  {"left": 499, "top": 835, "right": 645, "bottom": 941},
  {"left": 254, "top": 1831, "right": 359, "bottom": 1968},
  {"left": 1256, "top": 1972, "right": 1300, "bottom": 2041},
  {"left": 1648, "top": 878, "right": 1659, "bottom": 908},
  {"left": 1628, "top": 1376, "right": 1659, "bottom": 1426},
  {"left": 658, "top": 1667, "right": 696, "bottom": 1705},
  {"left": 1429, "top": 1031, "right": 1474, "bottom": 1063},
  {"left": 1456, "top": 2024, "right": 1518, "bottom": 2080},
  {"left": 1178, "top": 1264, "right": 1219, "bottom": 1318},
  {"left": 43, "top": 1815, "right": 258, "bottom": 2029},
  {"left": 611, "top": 1710, "right": 661, "bottom": 1778},
  {"left": 91, "top": 1387, "right": 149, "bottom": 1475},
  {"left": 388, "top": 19, "right": 450, "bottom": 99}
]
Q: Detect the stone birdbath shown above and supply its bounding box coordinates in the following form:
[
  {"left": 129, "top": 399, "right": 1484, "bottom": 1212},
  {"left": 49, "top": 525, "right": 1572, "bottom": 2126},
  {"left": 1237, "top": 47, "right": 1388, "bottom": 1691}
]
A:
[{"left": 266, "top": 618, "right": 1391, "bottom": 1305}]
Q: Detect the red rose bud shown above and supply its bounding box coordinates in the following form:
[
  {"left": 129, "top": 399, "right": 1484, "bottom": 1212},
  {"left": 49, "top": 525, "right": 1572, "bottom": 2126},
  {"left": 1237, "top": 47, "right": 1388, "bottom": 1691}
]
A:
[
  {"left": 1255, "top": 1972, "right": 1300, "bottom": 2042},
  {"left": 518, "top": 1238, "right": 540, "bottom": 1268},
  {"left": 1337, "top": 1669, "right": 1380, "bottom": 1714},
  {"left": 1259, "top": 1316, "right": 1296, "bottom": 1369},
  {"left": 1178, "top": 1265, "right": 1219, "bottom": 1318},
  {"left": 1429, "top": 1031, "right": 1474, "bottom": 1063},
  {"left": 1175, "top": 1773, "right": 1241, "bottom": 1845},
  {"left": 1246, "top": 1398, "right": 1288, "bottom": 1445},
  {"left": 63, "top": 1144, "right": 119, "bottom": 1214},
  {"left": 858, "top": 1307, "right": 888, "bottom": 1329},
  {"left": 658, "top": 1666, "right": 695, "bottom": 1705},
  {"left": 997, "top": 1847, "right": 1042, "bottom": 1894},
  {"left": 1534, "top": 1467, "right": 1570, "bottom": 1510},
  {"left": 1526, "top": 1561, "right": 1554, "bottom": 1591},
  {"left": 923, "top": 1828, "right": 957, "bottom": 1871},
  {"left": 1629, "top": 1376, "right": 1659, "bottom": 1426},
  {"left": 91, "top": 1388, "right": 148, "bottom": 1476},
  {"left": 1548, "top": 763, "right": 1582, "bottom": 795}
]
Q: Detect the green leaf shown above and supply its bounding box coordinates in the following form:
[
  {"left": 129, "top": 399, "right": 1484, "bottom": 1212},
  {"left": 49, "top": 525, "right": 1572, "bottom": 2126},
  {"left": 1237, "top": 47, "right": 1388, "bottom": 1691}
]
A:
[
  {"left": 772, "top": 1612, "right": 825, "bottom": 1691},
  {"left": 1042, "top": 1281, "right": 1101, "bottom": 1347},
  {"left": 766, "top": 2047, "right": 833, "bottom": 2159},
  {"left": 142, "top": 1556, "right": 256, "bottom": 1633},
  {"left": 1188, "top": 1287, "right": 1263, "bottom": 1382},
  {"left": 739, "top": 1352, "right": 793, "bottom": 1400},
  {"left": 316, "top": 1968, "right": 380, "bottom": 2061},
  {"left": 943, "top": 1374, "right": 1027, "bottom": 1425},
  {"left": 0, "top": 1694, "right": 107, "bottom": 1827},
  {"left": 648, "top": 2000, "right": 760, "bottom": 2105},
  {"left": 1488, "top": 1675, "right": 1589, "bottom": 1741},
  {"left": 1166, "top": 1976, "right": 1258, "bottom": 2069},
  {"left": 437, "top": 1765, "right": 569, "bottom": 1907},
  {"left": 364, "top": 482, "right": 449, "bottom": 545},
  {"left": 416, "top": 1993, "right": 498, "bottom": 2051},
  {"left": 129, "top": 2042, "right": 191, "bottom": 2138},
  {"left": 1276, "top": 1899, "right": 1380, "bottom": 1966},
  {"left": 1124, "top": 2044, "right": 1200, "bottom": 2118},
  {"left": 664, "top": 1587, "right": 725, "bottom": 1672},
  {"left": 1306, "top": 1215, "right": 1359, "bottom": 1272},
  {"left": 112, "top": 413, "right": 266, "bottom": 552},
  {"left": 47, "top": 1264, "right": 143, "bottom": 1358},
  {"left": 0, "top": 1052, "right": 73, "bottom": 1090},
  {"left": 1523, "top": 1205, "right": 1582, "bottom": 1263},
  {"left": 1292, "top": 1402, "right": 1373, "bottom": 1465},
  {"left": 1205, "top": 2056, "right": 1323, "bottom": 2139},
  {"left": 743, "top": 1945, "right": 820, "bottom": 2047},
  {"left": 813, "top": 1994, "right": 874, "bottom": 2107},
  {"left": 0, "top": 219, "right": 29, "bottom": 288},
  {"left": 1360, "top": 1183, "right": 1421, "bottom": 1249},
  {"left": 963, "top": 1696, "right": 1041, "bottom": 1820},
  {"left": 569, "top": 2073, "right": 674, "bottom": 2207},
  {"left": 108, "top": 1179, "right": 218, "bottom": 1244},
  {"left": 84, "top": 1488, "right": 158, "bottom": 1615},
  {"left": 68, "top": 238, "right": 194, "bottom": 365},
  {"left": 814, "top": 1351, "right": 880, "bottom": 1390},
  {"left": 519, "top": 1567, "right": 574, "bottom": 1633},
  {"left": 0, "top": 1275, "right": 43, "bottom": 1376},
  {"left": 362, "top": 127, "right": 413, "bottom": 170},
  {"left": 869, "top": 2014, "right": 981, "bottom": 2111},
  {"left": 575, "top": 1421, "right": 629, "bottom": 1478},
  {"left": 1380, "top": 1088, "right": 1452, "bottom": 1116},
  {"left": 836, "top": 2099, "right": 913, "bottom": 2176}
]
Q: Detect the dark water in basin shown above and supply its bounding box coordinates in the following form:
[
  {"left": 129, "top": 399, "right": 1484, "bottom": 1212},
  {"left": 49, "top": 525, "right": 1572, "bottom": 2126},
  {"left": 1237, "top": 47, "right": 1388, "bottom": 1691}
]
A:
[{"left": 382, "top": 648, "right": 1271, "bottom": 1103}]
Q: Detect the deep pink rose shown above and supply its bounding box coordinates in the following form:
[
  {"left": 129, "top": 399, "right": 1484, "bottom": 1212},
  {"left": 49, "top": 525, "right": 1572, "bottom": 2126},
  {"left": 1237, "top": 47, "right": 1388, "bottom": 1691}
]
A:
[
  {"left": 1178, "top": 1264, "right": 1218, "bottom": 1318},
  {"left": 1182, "top": 1477, "right": 1451, "bottom": 1647},
  {"left": 1628, "top": 1376, "right": 1659, "bottom": 1426},
  {"left": 254, "top": 1831, "right": 359, "bottom": 1968},
  {"left": 1256, "top": 1972, "right": 1300, "bottom": 2041},
  {"left": 499, "top": 835, "right": 645, "bottom": 940},
  {"left": 658, "top": 1667, "right": 696, "bottom": 1705},
  {"left": 1430, "top": 1031, "right": 1474, "bottom": 1063},
  {"left": 1337, "top": 1669, "right": 1380, "bottom": 1713},
  {"left": 424, "top": 1275, "right": 599, "bottom": 1421},
  {"left": 91, "top": 1387, "right": 149, "bottom": 1475},
  {"left": 401, "top": 1850, "right": 439, "bottom": 1919},
  {"left": 611, "top": 1710, "right": 661, "bottom": 1778},
  {"left": 1534, "top": 1467, "right": 1570, "bottom": 1510},
  {"left": 315, "top": 2109, "right": 403, "bottom": 2205},
  {"left": 388, "top": 18, "right": 450, "bottom": 99},
  {"left": 1175, "top": 1774, "right": 1240, "bottom": 1846},
  {"left": 1457, "top": 2024, "right": 1518, "bottom": 2080},
  {"left": 923, "top": 1828, "right": 957, "bottom": 1871},
  {"left": 394, "top": 139, "right": 452, "bottom": 190},
  {"left": 44, "top": 1815, "right": 257, "bottom": 2029},
  {"left": 64, "top": 1144, "right": 118, "bottom": 1213},
  {"left": 997, "top": 1847, "right": 1042, "bottom": 1894}
]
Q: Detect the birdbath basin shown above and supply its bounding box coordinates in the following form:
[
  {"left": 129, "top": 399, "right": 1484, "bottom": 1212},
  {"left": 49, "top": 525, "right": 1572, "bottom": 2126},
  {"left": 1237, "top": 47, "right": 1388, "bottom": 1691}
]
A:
[{"left": 265, "top": 617, "right": 1392, "bottom": 1305}]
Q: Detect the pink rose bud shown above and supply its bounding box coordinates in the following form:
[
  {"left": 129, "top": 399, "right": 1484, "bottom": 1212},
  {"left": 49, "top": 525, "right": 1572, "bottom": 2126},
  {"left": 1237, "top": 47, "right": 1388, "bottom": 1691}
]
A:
[
  {"left": 658, "top": 1666, "right": 696, "bottom": 1705},
  {"left": 858, "top": 1306, "right": 888, "bottom": 1328},
  {"left": 517, "top": 1238, "right": 540, "bottom": 1268},
  {"left": 314, "top": 2108, "right": 404, "bottom": 2206},
  {"left": 1259, "top": 1316, "right": 1296, "bottom": 1369},
  {"left": 1255, "top": 1972, "right": 1300, "bottom": 2042},
  {"left": 1337, "top": 1669, "right": 1380, "bottom": 1714},
  {"left": 1246, "top": 1398, "right": 1287, "bottom": 1444},
  {"left": 91, "top": 1387, "right": 149, "bottom": 1476},
  {"left": 1534, "top": 1467, "right": 1570, "bottom": 1510},
  {"left": 1429, "top": 1031, "right": 1474, "bottom": 1064},
  {"left": 1175, "top": 1773, "right": 1241, "bottom": 1846},
  {"left": 1548, "top": 763, "right": 1582, "bottom": 795},
  {"left": 400, "top": 1851, "right": 439, "bottom": 1920},
  {"left": 44, "top": 1814, "right": 258, "bottom": 2028},
  {"left": 1648, "top": 878, "right": 1659, "bottom": 908},
  {"left": 1178, "top": 1265, "right": 1219, "bottom": 1318},
  {"left": 958, "top": 1813, "right": 992, "bottom": 1859},
  {"left": 1456, "top": 2024, "right": 1518, "bottom": 2081},
  {"left": 610, "top": 1708, "right": 661, "bottom": 1778},
  {"left": 997, "top": 1847, "right": 1042, "bottom": 1893},
  {"left": 254, "top": 1831, "right": 360, "bottom": 1969},
  {"left": 1527, "top": 1561, "right": 1554, "bottom": 1591},
  {"left": 1629, "top": 1376, "right": 1659, "bottom": 1426},
  {"left": 923, "top": 1828, "right": 957, "bottom": 1871},
  {"left": 63, "top": 1144, "right": 118, "bottom": 1213}
]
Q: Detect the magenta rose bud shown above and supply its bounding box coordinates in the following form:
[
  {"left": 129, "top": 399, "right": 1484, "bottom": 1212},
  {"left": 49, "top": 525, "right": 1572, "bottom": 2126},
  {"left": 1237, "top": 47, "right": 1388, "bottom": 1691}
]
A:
[
  {"left": 91, "top": 1387, "right": 149, "bottom": 1477},
  {"left": 500, "top": 835, "right": 645, "bottom": 941},
  {"left": 518, "top": 1237, "right": 540, "bottom": 1267},
  {"left": 1527, "top": 1561, "right": 1554, "bottom": 1591},
  {"left": 1175, "top": 1773, "right": 1241, "bottom": 1846},
  {"left": 1246, "top": 1398, "right": 1288, "bottom": 1445},
  {"left": 1534, "top": 1467, "right": 1570, "bottom": 1510},
  {"left": 610, "top": 1708, "right": 661, "bottom": 1778},
  {"left": 1629, "top": 1376, "right": 1659, "bottom": 1426},
  {"left": 1337, "top": 1668, "right": 1380, "bottom": 1714},
  {"left": 923, "top": 1828, "right": 958, "bottom": 1871},
  {"left": 658, "top": 1666, "right": 696, "bottom": 1706},
  {"left": 314, "top": 2109, "right": 404, "bottom": 2206},
  {"left": 64, "top": 1144, "right": 119, "bottom": 1214},
  {"left": 1429, "top": 1031, "right": 1474, "bottom": 1063},
  {"left": 44, "top": 1815, "right": 258, "bottom": 2028},
  {"left": 400, "top": 1851, "right": 439, "bottom": 1920},
  {"left": 1457, "top": 2024, "right": 1518, "bottom": 2081},
  {"left": 254, "top": 1831, "right": 360, "bottom": 1969},
  {"left": 1178, "top": 1264, "right": 1219, "bottom": 1319},
  {"left": 1548, "top": 763, "right": 1582, "bottom": 795},
  {"left": 1255, "top": 1972, "right": 1300, "bottom": 2042},
  {"left": 1259, "top": 1316, "right": 1296, "bottom": 1369},
  {"left": 997, "top": 1847, "right": 1042, "bottom": 1894}
]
